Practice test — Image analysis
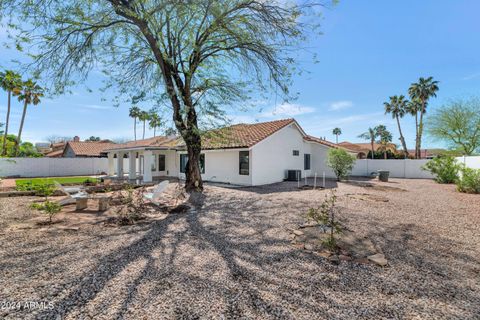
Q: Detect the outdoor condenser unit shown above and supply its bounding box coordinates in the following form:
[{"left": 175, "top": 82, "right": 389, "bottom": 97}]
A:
[{"left": 285, "top": 170, "right": 302, "bottom": 181}]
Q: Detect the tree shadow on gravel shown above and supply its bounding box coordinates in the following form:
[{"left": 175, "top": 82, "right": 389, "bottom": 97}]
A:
[{"left": 27, "top": 187, "right": 480, "bottom": 319}]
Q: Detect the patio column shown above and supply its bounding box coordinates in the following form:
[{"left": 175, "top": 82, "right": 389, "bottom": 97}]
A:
[
  {"left": 143, "top": 150, "right": 153, "bottom": 183},
  {"left": 116, "top": 152, "right": 124, "bottom": 178},
  {"left": 107, "top": 152, "right": 115, "bottom": 176},
  {"left": 128, "top": 151, "right": 137, "bottom": 180}
]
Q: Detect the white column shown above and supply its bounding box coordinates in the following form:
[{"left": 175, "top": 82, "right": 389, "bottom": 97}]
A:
[
  {"left": 143, "top": 150, "right": 153, "bottom": 183},
  {"left": 128, "top": 151, "right": 137, "bottom": 180},
  {"left": 107, "top": 152, "right": 115, "bottom": 176},
  {"left": 116, "top": 152, "right": 124, "bottom": 178}
]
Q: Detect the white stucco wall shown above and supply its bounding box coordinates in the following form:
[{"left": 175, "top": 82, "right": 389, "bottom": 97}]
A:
[
  {"left": 251, "top": 124, "right": 313, "bottom": 185},
  {"left": 176, "top": 149, "right": 252, "bottom": 185}
]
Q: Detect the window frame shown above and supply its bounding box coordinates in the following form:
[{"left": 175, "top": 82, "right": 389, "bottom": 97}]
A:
[
  {"left": 293, "top": 150, "right": 300, "bottom": 156},
  {"left": 158, "top": 154, "right": 166, "bottom": 171},
  {"left": 239, "top": 151, "right": 250, "bottom": 175},
  {"left": 180, "top": 153, "right": 205, "bottom": 174},
  {"left": 304, "top": 153, "right": 311, "bottom": 170}
]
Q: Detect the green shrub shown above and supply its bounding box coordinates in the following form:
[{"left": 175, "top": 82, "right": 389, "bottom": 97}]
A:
[
  {"left": 30, "top": 200, "right": 62, "bottom": 223},
  {"left": 326, "top": 148, "right": 356, "bottom": 181},
  {"left": 306, "top": 191, "right": 341, "bottom": 251},
  {"left": 422, "top": 156, "right": 460, "bottom": 184},
  {"left": 456, "top": 167, "right": 480, "bottom": 194}
]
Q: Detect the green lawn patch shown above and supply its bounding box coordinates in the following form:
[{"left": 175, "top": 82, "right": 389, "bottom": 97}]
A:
[{"left": 15, "top": 176, "right": 99, "bottom": 191}]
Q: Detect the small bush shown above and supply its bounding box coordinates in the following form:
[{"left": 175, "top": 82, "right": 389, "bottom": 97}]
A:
[
  {"left": 326, "top": 149, "right": 356, "bottom": 181},
  {"left": 422, "top": 156, "right": 461, "bottom": 184},
  {"left": 30, "top": 200, "right": 62, "bottom": 223},
  {"left": 306, "top": 191, "right": 341, "bottom": 251},
  {"left": 456, "top": 167, "right": 480, "bottom": 194}
]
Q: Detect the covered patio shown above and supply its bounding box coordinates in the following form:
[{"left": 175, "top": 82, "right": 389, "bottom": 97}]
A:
[{"left": 104, "top": 136, "right": 181, "bottom": 183}]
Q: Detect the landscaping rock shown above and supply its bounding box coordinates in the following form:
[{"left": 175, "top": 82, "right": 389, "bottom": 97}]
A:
[
  {"left": 293, "top": 230, "right": 304, "bottom": 236},
  {"left": 367, "top": 253, "right": 388, "bottom": 266}
]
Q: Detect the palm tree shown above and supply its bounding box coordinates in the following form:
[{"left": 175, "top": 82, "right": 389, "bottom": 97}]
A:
[
  {"left": 0, "top": 70, "right": 22, "bottom": 156},
  {"left": 148, "top": 112, "right": 162, "bottom": 137},
  {"left": 408, "top": 77, "right": 439, "bottom": 158},
  {"left": 374, "top": 125, "right": 393, "bottom": 159},
  {"left": 138, "top": 110, "right": 150, "bottom": 139},
  {"left": 15, "top": 79, "right": 44, "bottom": 156},
  {"left": 358, "top": 127, "right": 376, "bottom": 159},
  {"left": 128, "top": 106, "right": 141, "bottom": 141},
  {"left": 332, "top": 127, "right": 342, "bottom": 144},
  {"left": 384, "top": 95, "right": 409, "bottom": 158}
]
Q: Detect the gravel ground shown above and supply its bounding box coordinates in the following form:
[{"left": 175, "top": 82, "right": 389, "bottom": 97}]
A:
[{"left": 0, "top": 178, "right": 479, "bottom": 319}]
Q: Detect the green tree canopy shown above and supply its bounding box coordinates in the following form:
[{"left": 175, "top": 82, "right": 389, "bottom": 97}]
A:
[
  {"left": 0, "top": 0, "right": 327, "bottom": 191},
  {"left": 426, "top": 98, "right": 480, "bottom": 155}
]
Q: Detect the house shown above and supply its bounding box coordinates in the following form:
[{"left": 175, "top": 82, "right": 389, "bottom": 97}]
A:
[
  {"left": 407, "top": 149, "right": 447, "bottom": 159},
  {"left": 105, "top": 119, "right": 341, "bottom": 185},
  {"left": 44, "top": 136, "right": 117, "bottom": 158},
  {"left": 338, "top": 141, "right": 397, "bottom": 159}
]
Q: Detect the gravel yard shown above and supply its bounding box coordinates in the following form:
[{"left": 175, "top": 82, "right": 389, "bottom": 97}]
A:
[{"left": 0, "top": 178, "right": 479, "bottom": 319}]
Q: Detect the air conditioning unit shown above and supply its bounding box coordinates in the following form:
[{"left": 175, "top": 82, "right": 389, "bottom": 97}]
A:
[{"left": 285, "top": 170, "right": 301, "bottom": 181}]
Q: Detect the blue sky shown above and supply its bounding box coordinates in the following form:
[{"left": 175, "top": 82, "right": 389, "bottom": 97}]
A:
[{"left": 1, "top": 0, "right": 479, "bottom": 148}]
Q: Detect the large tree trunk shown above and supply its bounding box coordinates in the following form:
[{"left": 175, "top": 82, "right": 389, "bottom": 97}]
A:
[
  {"left": 183, "top": 129, "right": 203, "bottom": 192},
  {"left": 2, "top": 91, "right": 11, "bottom": 156},
  {"left": 416, "top": 101, "right": 425, "bottom": 159},
  {"left": 396, "top": 116, "right": 408, "bottom": 158},
  {"left": 15, "top": 100, "right": 28, "bottom": 157},
  {"left": 142, "top": 121, "right": 146, "bottom": 139},
  {"left": 371, "top": 140, "right": 374, "bottom": 159}
]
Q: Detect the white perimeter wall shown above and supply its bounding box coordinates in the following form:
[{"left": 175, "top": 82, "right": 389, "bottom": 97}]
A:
[
  {"left": 0, "top": 158, "right": 132, "bottom": 178},
  {"left": 2, "top": 152, "right": 480, "bottom": 183}
]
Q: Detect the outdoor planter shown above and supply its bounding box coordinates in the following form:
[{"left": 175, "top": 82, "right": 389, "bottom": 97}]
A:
[{"left": 378, "top": 170, "right": 390, "bottom": 182}]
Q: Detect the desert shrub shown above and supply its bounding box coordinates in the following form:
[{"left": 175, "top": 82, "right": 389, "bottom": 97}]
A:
[
  {"left": 456, "top": 167, "right": 480, "bottom": 194},
  {"left": 30, "top": 200, "right": 62, "bottom": 223},
  {"left": 306, "top": 191, "right": 341, "bottom": 251},
  {"left": 33, "top": 183, "right": 56, "bottom": 200},
  {"left": 327, "top": 149, "right": 356, "bottom": 181},
  {"left": 422, "top": 156, "right": 460, "bottom": 184}
]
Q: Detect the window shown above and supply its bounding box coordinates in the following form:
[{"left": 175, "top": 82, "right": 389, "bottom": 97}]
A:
[
  {"left": 158, "top": 154, "right": 166, "bottom": 171},
  {"left": 239, "top": 151, "right": 249, "bottom": 175},
  {"left": 180, "top": 154, "right": 205, "bottom": 174},
  {"left": 151, "top": 154, "right": 157, "bottom": 171},
  {"left": 293, "top": 150, "right": 300, "bottom": 156},
  {"left": 304, "top": 154, "right": 311, "bottom": 170}
]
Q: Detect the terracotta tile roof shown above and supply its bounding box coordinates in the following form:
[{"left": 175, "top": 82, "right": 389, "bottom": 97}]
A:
[
  {"left": 66, "top": 141, "right": 118, "bottom": 157},
  {"left": 45, "top": 150, "right": 64, "bottom": 158},
  {"left": 106, "top": 136, "right": 181, "bottom": 151},
  {"left": 199, "top": 119, "right": 296, "bottom": 149},
  {"left": 303, "top": 135, "right": 338, "bottom": 148},
  {"left": 105, "top": 119, "right": 297, "bottom": 151},
  {"left": 339, "top": 142, "right": 396, "bottom": 153}
]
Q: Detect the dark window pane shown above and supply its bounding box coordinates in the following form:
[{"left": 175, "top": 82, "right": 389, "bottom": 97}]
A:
[
  {"left": 180, "top": 154, "right": 188, "bottom": 173},
  {"left": 180, "top": 154, "right": 204, "bottom": 174},
  {"left": 158, "top": 154, "right": 166, "bottom": 171},
  {"left": 239, "top": 151, "right": 249, "bottom": 175},
  {"left": 293, "top": 150, "right": 299, "bottom": 156},
  {"left": 304, "top": 154, "right": 311, "bottom": 170}
]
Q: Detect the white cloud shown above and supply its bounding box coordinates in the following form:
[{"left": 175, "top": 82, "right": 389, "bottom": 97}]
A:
[
  {"left": 260, "top": 102, "right": 315, "bottom": 118},
  {"left": 462, "top": 73, "right": 480, "bottom": 81},
  {"left": 77, "top": 104, "right": 113, "bottom": 110},
  {"left": 328, "top": 100, "right": 353, "bottom": 111}
]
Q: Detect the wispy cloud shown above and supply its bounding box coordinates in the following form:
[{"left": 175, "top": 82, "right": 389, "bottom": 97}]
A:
[
  {"left": 461, "top": 73, "right": 480, "bottom": 81},
  {"left": 260, "top": 102, "right": 315, "bottom": 118},
  {"left": 77, "top": 104, "right": 113, "bottom": 110},
  {"left": 328, "top": 100, "right": 353, "bottom": 111}
]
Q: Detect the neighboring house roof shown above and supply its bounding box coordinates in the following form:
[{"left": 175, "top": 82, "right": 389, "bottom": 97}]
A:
[
  {"left": 338, "top": 141, "right": 396, "bottom": 153},
  {"left": 407, "top": 149, "right": 446, "bottom": 159},
  {"left": 106, "top": 119, "right": 298, "bottom": 151},
  {"left": 45, "top": 150, "right": 64, "bottom": 158},
  {"left": 65, "top": 140, "right": 118, "bottom": 157}
]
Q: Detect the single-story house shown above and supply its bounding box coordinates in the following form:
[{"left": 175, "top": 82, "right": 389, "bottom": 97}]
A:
[
  {"left": 338, "top": 141, "right": 397, "bottom": 159},
  {"left": 62, "top": 139, "right": 117, "bottom": 158},
  {"left": 105, "top": 119, "right": 345, "bottom": 185}
]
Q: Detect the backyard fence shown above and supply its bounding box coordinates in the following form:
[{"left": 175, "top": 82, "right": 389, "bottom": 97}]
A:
[
  {"left": 1, "top": 156, "right": 480, "bottom": 179},
  {"left": 0, "top": 158, "right": 130, "bottom": 178}
]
